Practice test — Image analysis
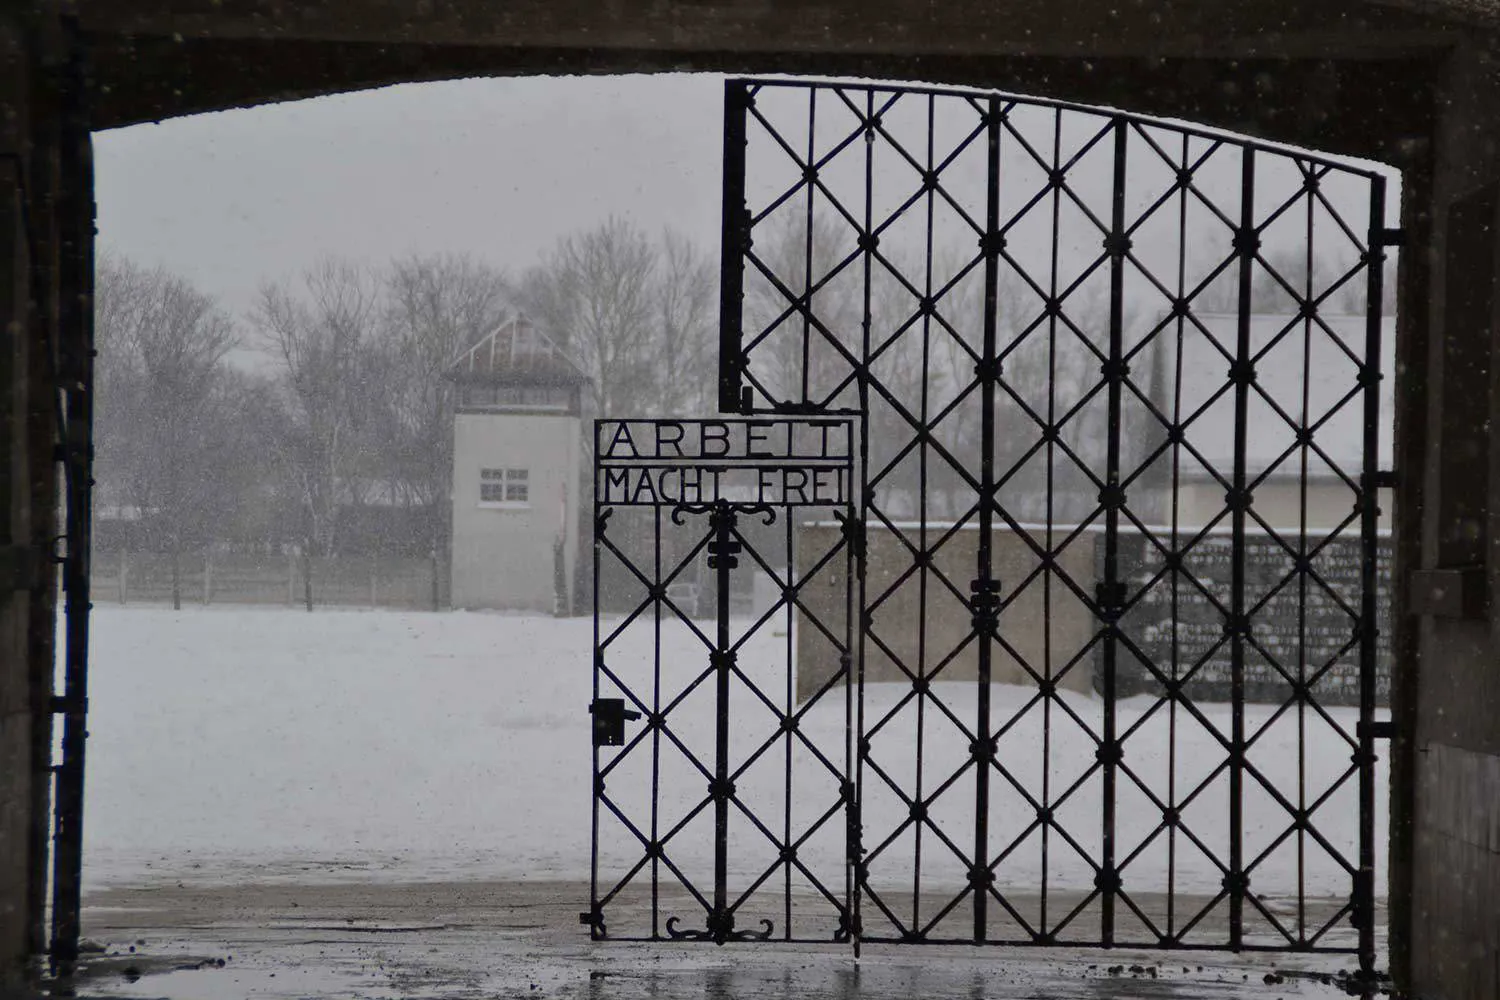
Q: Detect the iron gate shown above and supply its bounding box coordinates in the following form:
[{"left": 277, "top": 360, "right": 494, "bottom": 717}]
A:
[{"left": 594, "top": 78, "right": 1394, "bottom": 974}]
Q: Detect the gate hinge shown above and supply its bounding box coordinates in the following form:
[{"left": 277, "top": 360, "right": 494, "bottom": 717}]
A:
[
  {"left": 1357, "top": 720, "right": 1396, "bottom": 740},
  {"left": 1374, "top": 470, "right": 1398, "bottom": 490},
  {"left": 578, "top": 905, "right": 606, "bottom": 937},
  {"left": 836, "top": 512, "right": 865, "bottom": 560},
  {"left": 1374, "top": 227, "right": 1406, "bottom": 248}
]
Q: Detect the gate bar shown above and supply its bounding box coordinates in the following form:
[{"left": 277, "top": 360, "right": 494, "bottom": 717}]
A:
[
  {"left": 711, "top": 503, "right": 734, "bottom": 941},
  {"left": 719, "top": 82, "right": 748, "bottom": 412},
  {"left": 587, "top": 421, "right": 604, "bottom": 938},
  {"left": 1356, "top": 176, "right": 1388, "bottom": 978},
  {"left": 971, "top": 92, "right": 1006, "bottom": 944},
  {"left": 851, "top": 86, "right": 876, "bottom": 955},
  {"left": 1099, "top": 116, "right": 1130, "bottom": 946},
  {"left": 1229, "top": 148, "right": 1258, "bottom": 951}
]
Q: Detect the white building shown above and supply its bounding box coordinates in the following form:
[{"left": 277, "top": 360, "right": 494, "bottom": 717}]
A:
[{"left": 447, "top": 316, "right": 587, "bottom": 612}]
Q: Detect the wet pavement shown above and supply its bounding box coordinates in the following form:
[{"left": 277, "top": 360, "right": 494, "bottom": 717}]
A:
[{"left": 62, "top": 880, "right": 1380, "bottom": 999}]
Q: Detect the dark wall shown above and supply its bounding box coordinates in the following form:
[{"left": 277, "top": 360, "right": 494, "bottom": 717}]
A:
[
  {"left": 1397, "top": 42, "right": 1500, "bottom": 1000},
  {"left": 0, "top": 9, "right": 69, "bottom": 989}
]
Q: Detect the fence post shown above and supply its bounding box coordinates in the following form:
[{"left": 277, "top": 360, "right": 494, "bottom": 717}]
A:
[
  {"left": 370, "top": 557, "right": 378, "bottom": 608},
  {"left": 287, "top": 551, "right": 295, "bottom": 606},
  {"left": 302, "top": 551, "right": 313, "bottom": 612},
  {"left": 202, "top": 550, "right": 212, "bottom": 605},
  {"left": 118, "top": 551, "right": 127, "bottom": 605}
]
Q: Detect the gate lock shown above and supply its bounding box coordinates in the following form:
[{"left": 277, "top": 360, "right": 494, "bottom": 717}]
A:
[{"left": 591, "top": 698, "right": 642, "bottom": 747}]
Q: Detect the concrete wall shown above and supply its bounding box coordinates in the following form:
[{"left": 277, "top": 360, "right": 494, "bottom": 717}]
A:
[
  {"left": 1399, "top": 41, "right": 1500, "bottom": 1000},
  {"left": 0, "top": 62, "right": 37, "bottom": 981},
  {"left": 1178, "top": 478, "right": 1391, "bottom": 532},
  {"left": 450, "top": 411, "right": 580, "bottom": 613},
  {"left": 796, "top": 523, "right": 1096, "bottom": 703},
  {"left": 0, "top": 9, "right": 66, "bottom": 989}
]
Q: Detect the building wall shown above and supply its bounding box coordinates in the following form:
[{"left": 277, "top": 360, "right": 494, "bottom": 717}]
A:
[
  {"left": 797, "top": 518, "right": 1388, "bottom": 706},
  {"left": 450, "top": 411, "right": 580, "bottom": 613},
  {"left": 0, "top": 9, "right": 67, "bottom": 985},
  {"left": 0, "top": 21, "right": 36, "bottom": 986},
  {"left": 796, "top": 523, "right": 1097, "bottom": 703},
  {"left": 1176, "top": 478, "right": 1392, "bottom": 533},
  {"left": 1402, "top": 42, "right": 1500, "bottom": 1000}
]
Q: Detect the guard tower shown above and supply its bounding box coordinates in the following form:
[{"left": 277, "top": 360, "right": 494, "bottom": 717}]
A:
[{"left": 447, "top": 314, "right": 587, "bottom": 613}]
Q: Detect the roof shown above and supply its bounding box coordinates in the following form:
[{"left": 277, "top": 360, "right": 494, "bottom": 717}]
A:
[
  {"left": 446, "top": 314, "right": 589, "bottom": 386},
  {"left": 1162, "top": 312, "right": 1395, "bottom": 479}
]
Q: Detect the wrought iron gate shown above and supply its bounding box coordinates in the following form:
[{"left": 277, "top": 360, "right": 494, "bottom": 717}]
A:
[
  {"left": 711, "top": 78, "right": 1393, "bottom": 970},
  {"left": 591, "top": 78, "right": 1393, "bottom": 975}
]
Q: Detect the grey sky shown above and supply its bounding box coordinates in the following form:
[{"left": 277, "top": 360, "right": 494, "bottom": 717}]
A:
[
  {"left": 95, "top": 71, "right": 1397, "bottom": 335},
  {"left": 95, "top": 74, "right": 728, "bottom": 319}
]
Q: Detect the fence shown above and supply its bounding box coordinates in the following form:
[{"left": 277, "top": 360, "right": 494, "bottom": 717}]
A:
[{"left": 91, "top": 550, "right": 442, "bottom": 609}]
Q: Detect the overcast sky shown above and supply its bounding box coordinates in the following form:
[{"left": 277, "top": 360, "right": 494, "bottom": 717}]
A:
[
  {"left": 95, "top": 74, "right": 728, "bottom": 319},
  {"left": 95, "top": 72, "right": 1397, "bottom": 334}
]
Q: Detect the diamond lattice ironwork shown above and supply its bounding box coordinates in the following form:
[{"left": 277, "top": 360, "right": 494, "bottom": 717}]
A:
[{"left": 712, "top": 77, "right": 1392, "bottom": 973}]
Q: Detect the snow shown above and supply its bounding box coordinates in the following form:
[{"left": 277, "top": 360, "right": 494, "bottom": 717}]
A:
[
  {"left": 83, "top": 606, "right": 1386, "bottom": 921},
  {"left": 85, "top": 607, "right": 591, "bottom": 890}
]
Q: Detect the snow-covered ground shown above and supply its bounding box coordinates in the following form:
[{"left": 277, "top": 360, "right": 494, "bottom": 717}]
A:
[{"left": 83, "top": 606, "right": 1386, "bottom": 918}]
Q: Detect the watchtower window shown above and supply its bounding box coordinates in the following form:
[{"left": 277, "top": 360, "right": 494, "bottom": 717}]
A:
[
  {"left": 479, "top": 468, "right": 529, "bottom": 507},
  {"left": 461, "top": 384, "right": 571, "bottom": 411}
]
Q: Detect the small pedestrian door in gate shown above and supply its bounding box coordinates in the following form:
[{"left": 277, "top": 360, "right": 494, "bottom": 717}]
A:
[{"left": 587, "top": 417, "right": 860, "bottom": 943}]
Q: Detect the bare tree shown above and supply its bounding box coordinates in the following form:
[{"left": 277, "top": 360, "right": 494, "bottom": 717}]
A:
[
  {"left": 514, "top": 217, "right": 660, "bottom": 419},
  {"left": 741, "top": 211, "right": 863, "bottom": 410},
  {"left": 92, "top": 252, "right": 154, "bottom": 524},
  {"left": 93, "top": 254, "right": 238, "bottom": 608},
  {"left": 515, "top": 218, "right": 722, "bottom": 424},
  {"left": 380, "top": 252, "right": 510, "bottom": 607},
  {"left": 255, "top": 259, "right": 382, "bottom": 610},
  {"left": 1197, "top": 243, "right": 1395, "bottom": 315},
  {"left": 652, "top": 231, "right": 718, "bottom": 417}
]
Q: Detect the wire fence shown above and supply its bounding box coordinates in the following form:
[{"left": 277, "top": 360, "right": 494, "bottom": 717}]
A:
[{"left": 91, "top": 550, "right": 442, "bottom": 610}]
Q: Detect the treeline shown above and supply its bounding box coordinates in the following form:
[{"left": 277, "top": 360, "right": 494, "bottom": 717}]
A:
[
  {"left": 94, "top": 206, "right": 1387, "bottom": 609},
  {"left": 94, "top": 217, "right": 718, "bottom": 608}
]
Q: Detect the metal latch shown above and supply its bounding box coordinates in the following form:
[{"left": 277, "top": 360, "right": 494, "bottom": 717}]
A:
[{"left": 591, "top": 698, "right": 641, "bottom": 747}]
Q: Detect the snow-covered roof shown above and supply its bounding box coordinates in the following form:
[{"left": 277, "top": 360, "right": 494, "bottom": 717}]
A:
[
  {"left": 447, "top": 314, "right": 588, "bottom": 386},
  {"left": 1161, "top": 312, "right": 1395, "bottom": 480}
]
